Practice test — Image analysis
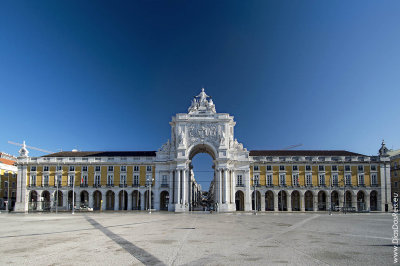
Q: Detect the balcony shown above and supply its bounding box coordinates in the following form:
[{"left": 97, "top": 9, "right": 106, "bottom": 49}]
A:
[
  {"left": 106, "top": 184, "right": 114, "bottom": 187},
  {"left": 29, "top": 184, "right": 36, "bottom": 187},
  {"left": 132, "top": 183, "right": 140, "bottom": 187},
  {"left": 42, "top": 184, "right": 49, "bottom": 187},
  {"left": 265, "top": 184, "right": 274, "bottom": 188},
  {"left": 80, "top": 184, "right": 88, "bottom": 187},
  {"left": 119, "top": 184, "right": 127, "bottom": 188},
  {"left": 93, "top": 184, "right": 101, "bottom": 188},
  {"left": 236, "top": 184, "right": 244, "bottom": 187},
  {"left": 161, "top": 184, "right": 169, "bottom": 188}
]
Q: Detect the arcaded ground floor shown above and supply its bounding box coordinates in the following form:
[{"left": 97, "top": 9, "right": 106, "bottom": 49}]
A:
[{"left": 0, "top": 212, "right": 394, "bottom": 265}]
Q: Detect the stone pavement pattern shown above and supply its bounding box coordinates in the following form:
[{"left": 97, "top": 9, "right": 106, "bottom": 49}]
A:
[{"left": 0, "top": 212, "right": 393, "bottom": 265}]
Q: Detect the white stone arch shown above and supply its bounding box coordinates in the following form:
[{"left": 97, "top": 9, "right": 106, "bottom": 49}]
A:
[{"left": 187, "top": 142, "right": 218, "bottom": 161}]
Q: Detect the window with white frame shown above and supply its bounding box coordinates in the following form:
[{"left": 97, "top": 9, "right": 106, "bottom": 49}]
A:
[
  {"left": 43, "top": 175, "right": 49, "bottom": 186},
  {"left": 279, "top": 174, "right": 286, "bottom": 186},
  {"left": 253, "top": 174, "right": 259, "bottom": 186},
  {"left": 332, "top": 174, "right": 338, "bottom": 186},
  {"left": 69, "top": 166, "right": 75, "bottom": 172},
  {"left": 266, "top": 174, "right": 272, "bottom": 186},
  {"left": 120, "top": 175, "right": 126, "bottom": 185},
  {"left": 318, "top": 165, "right": 325, "bottom": 172},
  {"left": 133, "top": 175, "right": 139, "bottom": 185},
  {"left": 253, "top": 165, "right": 259, "bottom": 171},
  {"left": 121, "top": 166, "right": 126, "bottom": 172},
  {"left": 4, "top": 171, "right": 8, "bottom": 177},
  {"left": 68, "top": 175, "right": 74, "bottom": 186},
  {"left": 293, "top": 165, "right": 298, "bottom": 171},
  {"left": 319, "top": 174, "right": 325, "bottom": 186},
  {"left": 12, "top": 182, "right": 16, "bottom": 188},
  {"left": 30, "top": 175, "right": 36, "bottom": 186},
  {"left": 345, "top": 165, "right": 351, "bottom": 172},
  {"left": 358, "top": 173, "right": 364, "bottom": 185},
  {"left": 13, "top": 173, "right": 17, "bottom": 179},
  {"left": 108, "top": 166, "right": 114, "bottom": 172},
  {"left": 82, "top": 166, "right": 88, "bottom": 172},
  {"left": 4, "top": 181, "right": 8, "bottom": 188},
  {"left": 31, "top": 166, "right": 37, "bottom": 171},
  {"left": 95, "top": 175, "right": 101, "bottom": 185},
  {"left": 266, "top": 165, "right": 272, "bottom": 171},
  {"left": 146, "top": 166, "right": 152, "bottom": 172},
  {"left": 43, "top": 166, "right": 49, "bottom": 172},
  {"left": 345, "top": 174, "right": 351, "bottom": 185},
  {"left": 57, "top": 165, "right": 62, "bottom": 171},
  {"left": 306, "top": 165, "right": 311, "bottom": 171},
  {"left": 306, "top": 173, "right": 312, "bottom": 186},
  {"left": 292, "top": 173, "right": 299, "bottom": 186},
  {"left": 358, "top": 165, "right": 364, "bottom": 172},
  {"left": 107, "top": 175, "right": 113, "bottom": 185},
  {"left": 279, "top": 165, "right": 285, "bottom": 171},
  {"left": 95, "top": 166, "right": 101, "bottom": 172},
  {"left": 134, "top": 166, "right": 139, "bottom": 172},
  {"left": 82, "top": 175, "right": 88, "bottom": 185},
  {"left": 332, "top": 165, "right": 338, "bottom": 171},
  {"left": 237, "top": 175, "right": 243, "bottom": 186},
  {"left": 162, "top": 175, "right": 168, "bottom": 185},
  {"left": 371, "top": 165, "right": 377, "bottom": 171}
]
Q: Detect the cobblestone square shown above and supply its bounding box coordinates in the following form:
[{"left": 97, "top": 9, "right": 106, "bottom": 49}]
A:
[{"left": 0, "top": 212, "right": 394, "bottom": 265}]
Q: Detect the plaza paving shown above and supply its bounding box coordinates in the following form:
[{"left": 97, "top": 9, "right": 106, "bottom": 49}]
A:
[{"left": 0, "top": 211, "right": 394, "bottom": 265}]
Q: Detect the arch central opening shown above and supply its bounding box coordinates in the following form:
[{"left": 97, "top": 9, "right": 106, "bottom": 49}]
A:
[{"left": 189, "top": 144, "right": 216, "bottom": 211}]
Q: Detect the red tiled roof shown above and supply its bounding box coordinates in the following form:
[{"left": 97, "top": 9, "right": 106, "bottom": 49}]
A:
[
  {"left": 43, "top": 151, "right": 157, "bottom": 157},
  {"left": 249, "top": 150, "right": 365, "bottom": 157},
  {"left": 0, "top": 158, "right": 16, "bottom": 166}
]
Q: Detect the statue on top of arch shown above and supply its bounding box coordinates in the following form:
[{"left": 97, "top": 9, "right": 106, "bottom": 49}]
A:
[{"left": 188, "top": 88, "right": 216, "bottom": 114}]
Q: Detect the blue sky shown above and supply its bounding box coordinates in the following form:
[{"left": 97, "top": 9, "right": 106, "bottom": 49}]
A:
[{"left": 1, "top": 1, "right": 399, "bottom": 189}]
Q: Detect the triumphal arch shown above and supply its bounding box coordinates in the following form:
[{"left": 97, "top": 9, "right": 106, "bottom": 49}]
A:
[
  {"left": 156, "top": 89, "right": 251, "bottom": 212},
  {"left": 15, "top": 88, "right": 391, "bottom": 213}
]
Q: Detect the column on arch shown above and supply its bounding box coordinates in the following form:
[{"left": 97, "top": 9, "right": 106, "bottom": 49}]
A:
[
  {"left": 140, "top": 189, "right": 145, "bottom": 210},
  {"left": 114, "top": 190, "right": 119, "bottom": 211},
  {"left": 222, "top": 169, "right": 228, "bottom": 204},
  {"left": 230, "top": 169, "right": 235, "bottom": 204},
  {"left": 127, "top": 191, "right": 132, "bottom": 210},
  {"left": 102, "top": 192, "right": 107, "bottom": 211},
  {"left": 182, "top": 169, "right": 187, "bottom": 205},
  {"left": 260, "top": 190, "right": 266, "bottom": 211},
  {"left": 273, "top": 191, "right": 278, "bottom": 211},
  {"left": 88, "top": 191, "right": 93, "bottom": 209},
  {"left": 365, "top": 192, "right": 370, "bottom": 211},
  {"left": 244, "top": 170, "right": 251, "bottom": 211},
  {"left": 62, "top": 190, "right": 68, "bottom": 209},
  {"left": 300, "top": 192, "right": 305, "bottom": 212},
  {"left": 313, "top": 193, "right": 318, "bottom": 212},
  {"left": 175, "top": 170, "right": 181, "bottom": 204},
  {"left": 218, "top": 169, "right": 223, "bottom": 205},
  {"left": 287, "top": 193, "right": 292, "bottom": 211},
  {"left": 169, "top": 170, "right": 174, "bottom": 204},
  {"left": 352, "top": 192, "right": 357, "bottom": 209}
]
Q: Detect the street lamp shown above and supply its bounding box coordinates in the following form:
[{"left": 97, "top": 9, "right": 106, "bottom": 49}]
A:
[
  {"left": 146, "top": 176, "right": 154, "bottom": 214},
  {"left": 253, "top": 175, "right": 259, "bottom": 215},
  {"left": 72, "top": 175, "right": 75, "bottom": 215}
]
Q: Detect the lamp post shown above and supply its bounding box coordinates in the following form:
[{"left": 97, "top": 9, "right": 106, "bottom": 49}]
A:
[
  {"left": 7, "top": 172, "right": 10, "bottom": 211},
  {"left": 253, "top": 175, "right": 259, "bottom": 215},
  {"left": 147, "top": 176, "right": 154, "bottom": 214},
  {"left": 72, "top": 175, "right": 75, "bottom": 215}
]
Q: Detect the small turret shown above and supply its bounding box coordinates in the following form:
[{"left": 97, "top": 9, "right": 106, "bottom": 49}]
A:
[
  {"left": 18, "top": 141, "right": 29, "bottom": 158},
  {"left": 379, "top": 139, "right": 389, "bottom": 156}
]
